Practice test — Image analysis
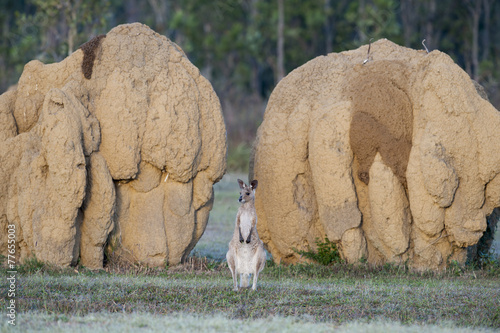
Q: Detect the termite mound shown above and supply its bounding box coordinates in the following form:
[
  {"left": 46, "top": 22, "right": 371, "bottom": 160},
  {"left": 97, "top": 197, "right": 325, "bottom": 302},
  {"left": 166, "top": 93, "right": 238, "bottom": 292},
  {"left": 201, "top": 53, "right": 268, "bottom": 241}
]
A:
[
  {"left": 0, "top": 23, "right": 227, "bottom": 269},
  {"left": 251, "top": 39, "right": 500, "bottom": 270}
]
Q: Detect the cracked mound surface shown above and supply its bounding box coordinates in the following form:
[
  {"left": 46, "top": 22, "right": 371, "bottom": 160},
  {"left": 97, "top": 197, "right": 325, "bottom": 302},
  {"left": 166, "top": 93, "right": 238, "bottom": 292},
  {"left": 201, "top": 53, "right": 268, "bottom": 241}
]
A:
[
  {"left": 0, "top": 23, "right": 227, "bottom": 268},
  {"left": 250, "top": 39, "right": 500, "bottom": 270}
]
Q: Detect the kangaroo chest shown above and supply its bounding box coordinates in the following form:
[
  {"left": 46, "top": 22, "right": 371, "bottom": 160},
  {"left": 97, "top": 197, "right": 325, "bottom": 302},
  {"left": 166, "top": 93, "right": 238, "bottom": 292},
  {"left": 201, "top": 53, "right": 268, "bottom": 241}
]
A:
[
  {"left": 239, "top": 210, "right": 254, "bottom": 238},
  {"left": 239, "top": 211, "right": 253, "bottom": 226}
]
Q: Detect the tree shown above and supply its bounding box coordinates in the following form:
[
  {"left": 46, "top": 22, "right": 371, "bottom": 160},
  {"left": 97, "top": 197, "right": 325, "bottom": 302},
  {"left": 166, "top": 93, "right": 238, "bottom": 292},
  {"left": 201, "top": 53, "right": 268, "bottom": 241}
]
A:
[
  {"left": 464, "top": 0, "right": 481, "bottom": 80},
  {"left": 276, "top": 0, "right": 285, "bottom": 82}
]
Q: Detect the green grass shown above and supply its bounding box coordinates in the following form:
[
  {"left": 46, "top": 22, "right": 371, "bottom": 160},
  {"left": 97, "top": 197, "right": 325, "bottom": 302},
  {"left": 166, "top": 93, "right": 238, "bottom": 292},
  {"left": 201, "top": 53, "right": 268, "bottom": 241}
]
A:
[
  {"left": 2, "top": 265, "right": 500, "bottom": 330},
  {"left": 1, "top": 173, "right": 500, "bottom": 332}
]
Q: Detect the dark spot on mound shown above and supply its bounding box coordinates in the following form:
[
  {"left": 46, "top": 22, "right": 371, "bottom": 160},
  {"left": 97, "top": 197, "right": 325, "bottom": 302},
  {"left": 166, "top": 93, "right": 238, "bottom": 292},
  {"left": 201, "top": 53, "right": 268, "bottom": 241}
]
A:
[
  {"left": 79, "top": 34, "right": 106, "bottom": 80},
  {"left": 348, "top": 60, "right": 413, "bottom": 188},
  {"left": 467, "top": 207, "right": 499, "bottom": 263},
  {"left": 472, "top": 79, "right": 489, "bottom": 101}
]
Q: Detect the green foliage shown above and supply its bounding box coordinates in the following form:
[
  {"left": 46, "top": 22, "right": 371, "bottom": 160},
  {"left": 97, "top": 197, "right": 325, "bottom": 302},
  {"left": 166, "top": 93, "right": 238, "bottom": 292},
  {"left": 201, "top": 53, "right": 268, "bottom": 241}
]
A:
[
  {"left": 471, "top": 249, "right": 500, "bottom": 276},
  {"left": 294, "top": 237, "right": 342, "bottom": 266},
  {"left": 467, "top": 209, "right": 500, "bottom": 273},
  {"left": 227, "top": 143, "right": 251, "bottom": 172},
  {"left": 479, "top": 252, "right": 500, "bottom": 276},
  {"left": 345, "top": 0, "right": 402, "bottom": 44},
  {"left": 447, "top": 260, "right": 464, "bottom": 277},
  {"left": 17, "top": 255, "right": 47, "bottom": 274}
]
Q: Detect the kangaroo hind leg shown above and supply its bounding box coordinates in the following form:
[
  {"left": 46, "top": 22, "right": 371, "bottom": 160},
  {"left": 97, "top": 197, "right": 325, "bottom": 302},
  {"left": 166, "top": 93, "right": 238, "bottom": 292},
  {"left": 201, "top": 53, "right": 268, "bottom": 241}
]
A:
[
  {"left": 226, "top": 251, "right": 238, "bottom": 291},
  {"left": 252, "top": 249, "right": 267, "bottom": 291}
]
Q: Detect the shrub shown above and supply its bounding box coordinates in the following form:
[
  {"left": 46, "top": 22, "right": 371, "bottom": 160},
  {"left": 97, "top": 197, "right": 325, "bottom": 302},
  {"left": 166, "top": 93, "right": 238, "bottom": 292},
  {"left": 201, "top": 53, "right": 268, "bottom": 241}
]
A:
[
  {"left": 294, "top": 237, "right": 342, "bottom": 265},
  {"left": 17, "top": 256, "right": 47, "bottom": 274}
]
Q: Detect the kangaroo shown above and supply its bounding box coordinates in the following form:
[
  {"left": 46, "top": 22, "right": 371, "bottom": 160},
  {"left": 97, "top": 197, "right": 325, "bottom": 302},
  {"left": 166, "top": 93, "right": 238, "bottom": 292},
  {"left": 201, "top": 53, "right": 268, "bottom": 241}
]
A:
[{"left": 226, "top": 179, "right": 266, "bottom": 291}]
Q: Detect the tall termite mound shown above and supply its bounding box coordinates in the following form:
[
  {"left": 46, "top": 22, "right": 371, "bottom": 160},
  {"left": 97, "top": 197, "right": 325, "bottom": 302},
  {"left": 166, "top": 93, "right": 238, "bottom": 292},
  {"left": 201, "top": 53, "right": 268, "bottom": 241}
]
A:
[
  {"left": 0, "top": 23, "right": 227, "bottom": 269},
  {"left": 250, "top": 39, "right": 500, "bottom": 270}
]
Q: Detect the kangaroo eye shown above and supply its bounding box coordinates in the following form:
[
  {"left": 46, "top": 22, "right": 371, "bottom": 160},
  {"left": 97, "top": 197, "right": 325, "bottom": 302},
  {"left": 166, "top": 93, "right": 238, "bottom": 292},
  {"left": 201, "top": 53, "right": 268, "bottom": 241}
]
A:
[{"left": 246, "top": 192, "right": 250, "bottom": 195}]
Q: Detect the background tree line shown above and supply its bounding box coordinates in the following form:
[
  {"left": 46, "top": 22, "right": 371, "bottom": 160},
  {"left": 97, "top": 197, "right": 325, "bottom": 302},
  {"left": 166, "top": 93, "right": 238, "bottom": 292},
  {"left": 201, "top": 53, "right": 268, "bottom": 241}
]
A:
[{"left": 1, "top": 0, "right": 499, "bottom": 156}]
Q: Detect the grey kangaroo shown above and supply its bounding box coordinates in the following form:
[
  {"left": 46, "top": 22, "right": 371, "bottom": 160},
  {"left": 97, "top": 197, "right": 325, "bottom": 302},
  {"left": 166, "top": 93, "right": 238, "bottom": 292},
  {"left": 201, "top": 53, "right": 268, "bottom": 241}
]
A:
[{"left": 226, "top": 179, "right": 266, "bottom": 291}]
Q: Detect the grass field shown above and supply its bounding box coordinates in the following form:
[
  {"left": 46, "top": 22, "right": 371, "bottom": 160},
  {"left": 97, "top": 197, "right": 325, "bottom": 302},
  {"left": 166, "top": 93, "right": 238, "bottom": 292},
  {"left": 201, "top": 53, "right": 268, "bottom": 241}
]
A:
[{"left": 1, "top": 173, "right": 499, "bottom": 332}]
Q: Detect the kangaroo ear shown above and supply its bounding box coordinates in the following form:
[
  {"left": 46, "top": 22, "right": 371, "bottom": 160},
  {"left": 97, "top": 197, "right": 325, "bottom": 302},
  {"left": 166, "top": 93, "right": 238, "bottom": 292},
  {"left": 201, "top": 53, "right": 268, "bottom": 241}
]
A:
[
  {"left": 250, "top": 180, "right": 258, "bottom": 190},
  {"left": 237, "top": 179, "right": 246, "bottom": 189}
]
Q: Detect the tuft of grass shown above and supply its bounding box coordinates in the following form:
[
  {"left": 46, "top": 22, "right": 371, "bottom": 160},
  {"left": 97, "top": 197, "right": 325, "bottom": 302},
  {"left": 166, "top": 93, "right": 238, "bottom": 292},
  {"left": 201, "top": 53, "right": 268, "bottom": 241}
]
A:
[
  {"left": 293, "top": 237, "right": 342, "bottom": 266},
  {"left": 9, "top": 256, "right": 74, "bottom": 276},
  {"left": 476, "top": 253, "right": 500, "bottom": 277},
  {"left": 17, "top": 256, "right": 47, "bottom": 274}
]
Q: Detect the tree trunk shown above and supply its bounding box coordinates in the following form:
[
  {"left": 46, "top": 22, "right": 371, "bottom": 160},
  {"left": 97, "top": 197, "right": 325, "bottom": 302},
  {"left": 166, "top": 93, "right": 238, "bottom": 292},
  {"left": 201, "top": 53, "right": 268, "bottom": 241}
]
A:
[
  {"left": 68, "top": 13, "right": 76, "bottom": 55},
  {"left": 147, "top": 0, "right": 169, "bottom": 33},
  {"left": 324, "top": 0, "right": 333, "bottom": 54},
  {"left": 471, "top": 3, "right": 480, "bottom": 80},
  {"left": 466, "top": 0, "right": 481, "bottom": 80},
  {"left": 358, "top": 0, "right": 367, "bottom": 42},
  {"left": 400, "top": 0, "right": 416, "bottom": 47},
  {"left": 66, "top": 0, "right": 81, "bottom": 56},
  {"left": 277, "top": 0, "right": 285, "bottom": 83},
  {"left": 425, "top": 0, "right": 437, "bottom": 50},
  {"left": 125, "top": 0, "right": 140, "bottom": 22},
  {"left": 202, "top": 22, "right": 212, "bottom": 82},
  {"left": 249, "top": 0, "right": 261, "bottom": 95},
  {"left": 481, "top": 0, "right": 492, "bottom": 62}
]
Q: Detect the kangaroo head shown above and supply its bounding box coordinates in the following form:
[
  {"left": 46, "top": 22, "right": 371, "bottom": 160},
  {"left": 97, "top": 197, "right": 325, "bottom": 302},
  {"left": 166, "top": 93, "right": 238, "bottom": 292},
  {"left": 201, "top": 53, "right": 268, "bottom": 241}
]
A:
[{"left": 237, "top": 179, "right": 258, "bottom": 204}]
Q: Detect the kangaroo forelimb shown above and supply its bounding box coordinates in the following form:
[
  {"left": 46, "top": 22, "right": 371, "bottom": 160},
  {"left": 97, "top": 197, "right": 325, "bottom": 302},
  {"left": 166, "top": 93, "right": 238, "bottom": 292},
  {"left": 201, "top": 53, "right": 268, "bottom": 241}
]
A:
[
  {"left": 239, "top": 227, "right": 244, "bottom": 243},
  {"left": 246, "top": 228, "right": 252, "bottom": 243}
]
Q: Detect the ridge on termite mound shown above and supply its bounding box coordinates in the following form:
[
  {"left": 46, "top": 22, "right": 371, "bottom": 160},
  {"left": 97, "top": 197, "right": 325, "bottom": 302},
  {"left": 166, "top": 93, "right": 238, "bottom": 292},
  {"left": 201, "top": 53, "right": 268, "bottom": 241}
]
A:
[{"left": 250, "top": 39, "right": 500, "bottom": 270}]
